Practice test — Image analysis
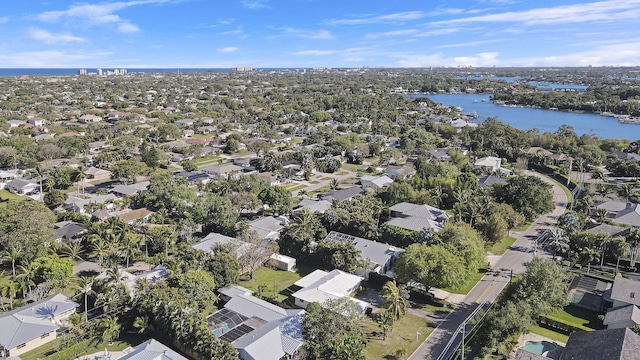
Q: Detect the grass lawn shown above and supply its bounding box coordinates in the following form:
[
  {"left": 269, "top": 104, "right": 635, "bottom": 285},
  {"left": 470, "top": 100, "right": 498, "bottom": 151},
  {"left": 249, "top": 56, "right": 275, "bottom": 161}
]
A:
[
  {"left": 335, "top": 171, "right": 349, "bottom": 175},
  {"left": 528, "top": 324, "right": 569, "bottom": 343},
  {"left": 546, "top": 305, "right": 604, "bottom": 330},
  {"left": 238, "top": 266, "right": 303, "bottom": 302},
  {"left": 442, "top": 268, "right": 489, "bottom": 295},
  {"left": 19, "top": 336, "right": 142, "bottom": 360},
  {"left": 342, "top": 163, "right": 368, "bottom": 171},
  {"left": 490, "top": 236, "right": 517, "bottom": 255},
  {"left": 0, "top": 189, "right": 28, "bottom": 201},
  {"left": 308, "top": 186, "right": 331, "bottom": 195},
  {"left": 512, "top": 221, "right": 533, "bottom": 232},
  {"left": 363, "top": 313, "right": 434, "bottom": 359}
]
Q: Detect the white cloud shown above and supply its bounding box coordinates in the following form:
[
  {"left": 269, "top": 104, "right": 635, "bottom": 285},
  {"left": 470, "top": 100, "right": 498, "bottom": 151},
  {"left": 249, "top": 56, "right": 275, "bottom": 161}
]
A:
[
  {"left": 0, "top": 16, "right": 9, "bottom": 24},
  {"left": 29, "top": 28, "right": 86, "bottom": 44},
  {"left": 436, "top": 39, "right": 505, "bottom": 48},
  {"left": 242, "top": 1, "right": 270, "bottom": 9},
  {"left": 430, "top": 0, "right": 640, "bottom": 26},
  {"left": 327, "top": 11, "right": 426, "bottom": 25},
  {"left": 281, "top": 28, "right": 334, "bottom": 40},
  {"left": 395, "top": 51, "right": 500, "bottom": 67},
  {"left": 0, "top": 50, "right": 113, "bottom": 67},
  {"left": 117, "top": 22, "right": 140, "bottom": 33},
  {"left": 295, "top": 49, "right": 336, "bottom": 56},
  {"left": 366, "top": 29, "right": 418, "bottom": 39},
  {"left": 219, "top": 47, "right": 239, "bottom": 53},
  {"left": 36, "top": 0, "right": 168, "bottom": 32}
]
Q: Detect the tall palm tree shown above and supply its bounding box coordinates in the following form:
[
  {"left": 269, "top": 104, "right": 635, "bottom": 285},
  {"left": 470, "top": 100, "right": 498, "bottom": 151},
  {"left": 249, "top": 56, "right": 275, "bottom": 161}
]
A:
[
  {"left": 76, "top": 276, "right": 94, "bottom": 321},
  {"left": 545, "top": 228, "right": 569, "bottom": 259},
  {"left": 16, "top": 262, "right": 37, "bottom": 295},
  {"left": 610, "top": 237, "right": 630, "bottom": 273},
  {"left": 90, "top": 237, "right": 112, "bottom": 268},
  {"left": 0, "top": 275, "right": 19, "bottom": 310},
  {"left": 2, "top": 247, "right": 23, "bottom": 278},
  {"left": 120, "top": 232, "right": 140, "bottom": 268},
  {"left": 580, "top": 247, "right": 600, "bottom": 273},
  {"left": 60, "top": 241, "right": 85, "bottom": 261},
  {"left": 380, "top": 280, "right": 408, "bottom": 320}
]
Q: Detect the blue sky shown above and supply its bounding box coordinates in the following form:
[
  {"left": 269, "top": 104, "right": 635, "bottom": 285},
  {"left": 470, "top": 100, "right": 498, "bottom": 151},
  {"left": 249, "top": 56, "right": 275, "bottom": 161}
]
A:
[{"left": 0, "top": 0, "right": 639, "bottom": 68}]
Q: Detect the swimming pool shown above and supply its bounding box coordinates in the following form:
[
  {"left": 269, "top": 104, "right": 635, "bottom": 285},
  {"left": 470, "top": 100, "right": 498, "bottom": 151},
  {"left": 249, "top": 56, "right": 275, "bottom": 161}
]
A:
[{"left": 521, "top": 340, "right": 558, "bottom": 355}]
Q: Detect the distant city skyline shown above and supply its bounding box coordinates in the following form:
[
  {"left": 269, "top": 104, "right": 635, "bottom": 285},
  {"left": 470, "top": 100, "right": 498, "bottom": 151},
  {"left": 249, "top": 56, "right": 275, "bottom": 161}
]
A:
[{"left": 1, "top": 0, "right": 639, "bottom": 68}]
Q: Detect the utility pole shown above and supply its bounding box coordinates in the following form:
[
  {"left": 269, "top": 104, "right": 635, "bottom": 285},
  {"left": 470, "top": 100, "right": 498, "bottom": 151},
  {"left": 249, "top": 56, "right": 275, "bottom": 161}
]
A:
[{"left": 460, "top": 324, "right": 465, "bottom": 360}]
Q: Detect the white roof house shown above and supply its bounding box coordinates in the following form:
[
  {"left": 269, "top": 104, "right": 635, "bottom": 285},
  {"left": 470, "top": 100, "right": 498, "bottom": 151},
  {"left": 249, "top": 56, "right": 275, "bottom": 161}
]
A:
[
  {"left": 0, "top": 294, "right": 78, "bottom": 357},
  {"left": 473, "top": 156, "right": 502, "bottom": 172},
  {"left": 360, "top": 174, "right": 394, "bottom": 192},
  {"left": 292, "top": 269, "right": 369, "bottom": 312},
  {"left": 386, "top": 202, "right": 450, "bottom": 233},
  {"left": 116, "top": 338, "right": 187, "bottom": 360},
  {"left": 248, "top": 216, "right": 285, "bottom": 240},
  {"left": 207, "top": 294, "right": 306, "bottom": 360}
]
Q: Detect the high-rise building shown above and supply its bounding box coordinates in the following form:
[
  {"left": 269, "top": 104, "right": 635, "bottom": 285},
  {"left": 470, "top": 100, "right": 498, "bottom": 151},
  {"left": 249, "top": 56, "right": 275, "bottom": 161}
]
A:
[
  {"left": 78, "top": 69, "right": 87, "bottom": 75},
  {"left": 97, "top": 68, "right": 103, "bottom": 76}
]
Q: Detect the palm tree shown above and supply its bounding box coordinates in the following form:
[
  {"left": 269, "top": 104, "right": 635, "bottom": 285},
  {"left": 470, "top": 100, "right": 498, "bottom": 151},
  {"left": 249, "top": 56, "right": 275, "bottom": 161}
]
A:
[
  {"left": 610, "top": 237, "right": 630, "bottom": 273},
  {"left": 2, "top": 247, "right": 23, "bottom": 278},
  {"left": 376, "top": 310, "right": 395, "bottom": 340},
  {"left": 16, "top": 262, "right": 37, "bottom": 294},
  {"left": 120, "top": 232, "right": 140, "bottom": 268},
  {"left": 90, "top": 237, "right": 112, "bottom": 268},
  {"left": 545, "top": 228, "right": 569, "bottom": 259},
  {"left": 61, "top": 241, "right": 85, "bottom": 261},
  {"left": 133, "top": 315, "right": 154, "bottom": 334},
  {"left": 30, "top": 165, "right": 47, "bottom": 201},
  {"left": 136, "top": 223, "right": 151, "bottom": 259},
  {"left": 76, "top": 276, "right": 94, "bottom": 321},
  {"left": 330, "top": 178, "right": 340, "bottom": 190},
  {"left": 0, "top": 275, "right": 19, "bottom": 310},
  {"left": 619, "top": 184, "right": 634, "bottom": 203},
  {"left": 380, "top": 280, "right": 407, "bottom": 320},
  {"left": 592, "top": 208, "right": 608, "bottom": 224},
  {"left": 580, "top": 247, "right": 600, "bottom": 273},
  {"left": 100, "top": 315, "right": 121, "bottom": 345}
]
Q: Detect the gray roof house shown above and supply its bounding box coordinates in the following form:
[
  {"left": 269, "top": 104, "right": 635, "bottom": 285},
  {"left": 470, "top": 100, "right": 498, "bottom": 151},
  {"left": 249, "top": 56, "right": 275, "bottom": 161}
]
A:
[
  {"left": 293, "top": 199, "right": 332, "bottom": 214},
  {"left": 324, "top": 231, "right": 404, "bottom": 279},
  {"left": 0, "top": 294, "right": 78, "bottom": 357},
  {"left": 386, "top": 201, "right": 450, "bottom": 233},
  {"left": 110, "top": 181, "right": 150, "bottom": 197},
  {"left": 192, "top": 232, "right": 252, "bottom": 258},
  {"left": 560, "top": 328, "right": 640, "bottom": 360},
  {"left": 116, "top": 338, "right": 187, "bottom": 360},
  {"left": 360, "top": 175, "right": 394, "bottom": 192},
  {"left": 248, "top": 216, "right": 286, "bottom": 240},
  {"left": 207, "top": 294, "right": 306, "bottom": 360},
  {"left": 605, "top": 277, "right": 640, "bottom": 309},
  {"left": 53, "top": 222, "right": 87, "bottom": 242},
  {"left": 603, "top": 305, "right": 640, "bottom": 329},
  {"left": 5, "top": 178, "right": 38, "bottom": 195},
  {"left": 318, "top": 186, "right": 364, "bottom": 203},
  {"left": 613, "top": 204, "right": 640, "bottom": 227}
]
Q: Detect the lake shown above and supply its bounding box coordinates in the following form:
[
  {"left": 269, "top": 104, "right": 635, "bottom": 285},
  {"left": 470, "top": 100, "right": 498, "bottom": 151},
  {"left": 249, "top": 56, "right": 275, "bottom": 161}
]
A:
[{"left": 411, "top": 93, "right": 639, "bottom": 140}]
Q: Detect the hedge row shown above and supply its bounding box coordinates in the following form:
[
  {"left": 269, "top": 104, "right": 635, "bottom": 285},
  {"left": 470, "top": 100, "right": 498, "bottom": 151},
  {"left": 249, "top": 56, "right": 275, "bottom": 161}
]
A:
[{"left": 538, "top": 315, "right": 590, "bottom": 334}]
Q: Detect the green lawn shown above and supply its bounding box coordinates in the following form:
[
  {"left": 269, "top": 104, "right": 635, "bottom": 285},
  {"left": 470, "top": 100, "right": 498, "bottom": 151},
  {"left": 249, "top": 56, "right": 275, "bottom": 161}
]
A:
[
  {"left": 546, "top": 305, "right": 603, "bottom": 330},
  {"left": 490, "top": 236, "right": 517, "bottom": 255},
  {"left": 512, "top": 221, "right": 533, "bottom": 232},
  {"left": 363, "top": 312, "right": 434, "bottom": 359},
  {"left": 0, "top": 189, "right": 28, "bottom": 201},
  {"left": 528, "top": 324, "right": 569, "bottom": 343},
  {"left": 442, "top": 268, "right": 489, "bottom": 295},
  {"left": 19, "top": 336, "right": 141, "bottom": 360},
  {"left": 238, "top": 266, "right": 303, "bottom": 302}
]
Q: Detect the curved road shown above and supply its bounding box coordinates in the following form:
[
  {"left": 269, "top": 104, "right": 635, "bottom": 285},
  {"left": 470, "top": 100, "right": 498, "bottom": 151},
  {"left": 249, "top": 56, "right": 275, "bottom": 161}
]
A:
[{"left": 408, "top": 171, "right": 569, "bottom": 360}]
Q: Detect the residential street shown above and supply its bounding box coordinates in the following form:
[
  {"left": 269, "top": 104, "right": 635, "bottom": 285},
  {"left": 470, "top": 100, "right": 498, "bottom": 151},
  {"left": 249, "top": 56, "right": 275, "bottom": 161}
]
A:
[{"left": 408, "top": 171, "right": 569, "bottom": 360}]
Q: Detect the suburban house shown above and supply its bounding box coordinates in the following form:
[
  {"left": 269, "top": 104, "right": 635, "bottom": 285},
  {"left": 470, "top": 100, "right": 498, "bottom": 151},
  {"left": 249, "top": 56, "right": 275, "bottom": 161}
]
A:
[
  {"left": 477, "top": 174, "right": 509, "bottom": 189},
  {"left": 292, "top": 269, "right": 370, "bottom": 312},
  {"left": 218, "top": 285, "right": 253, "bottom": 303},
  {"left": 318, "top": 186, "right": 364, "bottom": 203},
  {"left": 6, "top": 119, "right": 26, "bottom": 128},
  {"left": 559, "top": 328, "right": 640, "bottom": 360},
  {"left": 360, "top": 174, "right": 394, "bottom": 192},
  {"left": 175, "top": 171, "right": 211, "bottom": 186},
  {"left": 52, "top": 221, "right": 87, "bottom": 242},
  {"left": 116, "top": 338, "right": 187, "bottom": 360},
  {"left": 96, "top": 265, "right": 169, "bottom": 297},
  {"left": 258, "top": 172, "right": 281, "bottom": 186},
  {"left": 192, "top": 232, "right": 252, "bottom": 258},
  {"left": 0, "top": 294, "right": 78, "bottom": 357},
  {"left": 84, "top": 167, "right": 112, "bottom": 181},
  {"left": 293, "top": 199, "right": 332, "bottom": 214},
  {"left": 207, "top": 294, "right": 306, "bottom": 360},
  {"left": 612, "top": 203, "right": 640, "bottom": 227},
  {"left": 88, "top": 140, "right": 110, "bottom": 153},
  {"left": 110, "top": 181, "right": 150, "bottom": 197},
  {"left": 473, "top": 156, "right": 505, "bottom": 174},
  {"left": 385, "top": 163, "right": 416, "bottom": 179},
  {"left": 201, "top": 164, "right": 244, "bottom": 179},
  {"left": 602, "top": 277, "right": 640, "bottom": 329},
  {"left": 116, "top": 207, "right": 154, "bottom": 225},
  {"left": 248, "top": 216, "right": 286, "bottom": 241},
  {"left": 386, "top": 201, "right": 451, "bottom": 233},
  {"left": 64, "top": 194, "right": 118, "bottom": 215},
  {"left": 78, "top": 114, "right": 102, "bottom": 123},
  {"left": 5, "top": 178, "right": 39, "bottom": 195},
  {"left": 27, "top": 118, "right": 46, "bottom": 127},
  {"left": 428, "top": 148, "right": 453, "bottom": 162},
  {"left": 323, "top": 231, "right": 404, "bottom": 279}
]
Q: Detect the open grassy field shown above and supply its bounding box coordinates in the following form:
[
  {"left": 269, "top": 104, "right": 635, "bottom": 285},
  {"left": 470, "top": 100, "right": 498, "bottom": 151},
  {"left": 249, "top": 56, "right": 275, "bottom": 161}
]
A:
[
  {"left": 363, "top": 313, "right": 434, "bottom": 359},
  {"left": 238, "top": 266, "right": 304, "bottom": 302}
]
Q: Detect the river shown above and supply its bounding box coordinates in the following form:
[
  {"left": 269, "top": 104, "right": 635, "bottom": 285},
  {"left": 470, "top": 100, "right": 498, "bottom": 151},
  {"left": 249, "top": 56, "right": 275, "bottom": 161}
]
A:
[{"left": 410, "top": 93, "right": 639, "bottom": 140}]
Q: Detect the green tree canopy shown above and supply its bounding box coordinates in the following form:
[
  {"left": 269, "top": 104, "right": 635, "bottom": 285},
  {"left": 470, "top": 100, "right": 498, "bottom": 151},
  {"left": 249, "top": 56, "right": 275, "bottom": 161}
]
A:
[
  {"left": 394, "top": 244, "right": 468, "bottom": 290},
  {"left": 492, "top": 175, "right": 554, "bottom": 221}
]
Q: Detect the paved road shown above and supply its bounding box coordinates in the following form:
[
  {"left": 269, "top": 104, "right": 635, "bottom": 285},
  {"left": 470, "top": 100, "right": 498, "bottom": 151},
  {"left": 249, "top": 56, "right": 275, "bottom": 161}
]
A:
[{"left": 408, "top": 171, "right": 569, "bottom": 360}]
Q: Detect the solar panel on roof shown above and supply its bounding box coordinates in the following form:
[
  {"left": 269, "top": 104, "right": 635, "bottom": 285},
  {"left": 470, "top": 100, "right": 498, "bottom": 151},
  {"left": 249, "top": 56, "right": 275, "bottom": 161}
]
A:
[{"left": 220, "top": 324, "right": 254, "bottom": 342}]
